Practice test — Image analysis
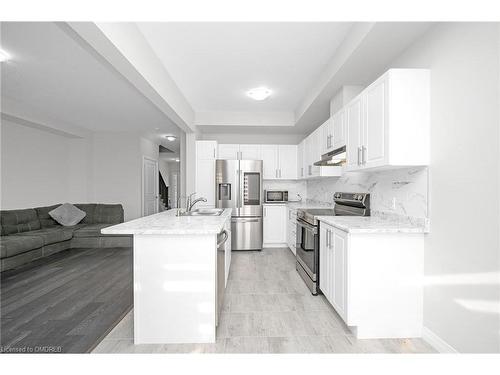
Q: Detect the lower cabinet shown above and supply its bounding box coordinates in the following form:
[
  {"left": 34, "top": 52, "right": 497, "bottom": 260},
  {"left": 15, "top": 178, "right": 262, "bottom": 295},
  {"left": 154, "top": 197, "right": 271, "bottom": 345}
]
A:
[
  {"left": 263, "top": 204, "right": 287, "bottom": 246},
  {"left": 319, "top": 220, "right": 424, "bottom": 339},
  {"left": 287, "top": 207, "right": 297, "bottom": 255},
  {"left": 319, "top": 223, "right": 347, "bottom": 320},
  {"left": 224, "top": 218, "right": 231, "bottom": 286}
]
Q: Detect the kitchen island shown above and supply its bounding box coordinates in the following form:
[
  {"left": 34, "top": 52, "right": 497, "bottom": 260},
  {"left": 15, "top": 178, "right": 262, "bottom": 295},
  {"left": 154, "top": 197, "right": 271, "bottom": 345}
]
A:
[{"left": 102, "top": 208, "right": 232, "bottom": 344}]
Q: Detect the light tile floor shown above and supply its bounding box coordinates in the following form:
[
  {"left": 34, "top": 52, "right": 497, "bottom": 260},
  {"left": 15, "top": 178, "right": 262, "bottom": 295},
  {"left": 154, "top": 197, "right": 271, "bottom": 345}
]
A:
[{"left": 93, "top": 248, "right": 435, "bottom": 354}]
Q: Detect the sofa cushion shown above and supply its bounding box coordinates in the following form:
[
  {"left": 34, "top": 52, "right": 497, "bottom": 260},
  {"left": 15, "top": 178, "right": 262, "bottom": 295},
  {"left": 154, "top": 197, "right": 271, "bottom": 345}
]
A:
[
  {"left": 74, "top": 204, "right": 97, "bottom": 224},
  {"left": 93, "top": 204, "right": 124, "bottom": 224},
  {"left": 14, "top": 226, "right": 76, "bottom": 246},
  {"left": 0, "top": 235, "right": 44, "bottom": 258},
  {"left": 72, "top": 224, "right": 114, "bottom": 238},
  {"left": 0, "top": 208, "right": 41, "bottom": 235},
  {"left": 49, "top": 203, "right": 86, "bottom": 226},
  {"left": 35, "top": 204, "right": 62, "bottom": 228}
]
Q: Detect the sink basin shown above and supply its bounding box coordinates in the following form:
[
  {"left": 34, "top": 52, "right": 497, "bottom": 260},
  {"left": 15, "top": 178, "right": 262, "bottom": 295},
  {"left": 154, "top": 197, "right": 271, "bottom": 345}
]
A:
[{"left": 179, "top": 208, "right": 224, "bottom": 216}]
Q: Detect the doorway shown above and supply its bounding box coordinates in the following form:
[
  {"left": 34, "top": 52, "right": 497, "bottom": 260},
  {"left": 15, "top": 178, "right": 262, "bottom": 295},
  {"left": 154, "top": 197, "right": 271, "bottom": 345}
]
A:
[{"left": 142, "top": 156, "right": 159, "bottom": 217}]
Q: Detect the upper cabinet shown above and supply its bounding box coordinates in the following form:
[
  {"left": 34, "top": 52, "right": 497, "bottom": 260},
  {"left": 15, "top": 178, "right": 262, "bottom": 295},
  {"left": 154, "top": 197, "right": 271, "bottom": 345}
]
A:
[
  {"left": 345, "top": 69, "right": 430, "bottom": 172},
  {"left": 217, "top": 144, "right": 241, "bottom": 160},
  {"left": 261, "top": 145, "right": 297, "bottom": 180},
  {"left": 321, "top": 117, "right": 334, "bottom": 155},
  {"left": 217, "top": 144, "right": 261, "bottom": 160},
  {"left": 196, "top": 140, "right": 218, "bottom": 160},
  {"left": 332, "top": 108, "right": 346, "bottom": 150}
]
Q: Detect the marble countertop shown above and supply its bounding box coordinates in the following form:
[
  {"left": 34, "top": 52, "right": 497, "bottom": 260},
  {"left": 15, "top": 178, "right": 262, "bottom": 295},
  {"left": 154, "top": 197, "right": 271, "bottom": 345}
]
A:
[
  {"left": 316, "top": 215, "right": 428, "bottom": 234},
  {"left": 101, "top": 208, "right": 232, "bottom": 235}
]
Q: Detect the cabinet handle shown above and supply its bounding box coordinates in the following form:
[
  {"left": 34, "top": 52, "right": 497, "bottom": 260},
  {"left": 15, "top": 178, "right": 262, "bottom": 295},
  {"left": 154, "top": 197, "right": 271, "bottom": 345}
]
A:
[
  {"left": 362, "top": 146, "right": 367, "bottom": 165},
  {"left": 275, "top": 169, "right": 278, "bottom": 178},
  {"left": 329, "top": 230, "right": 333, "bottom": 249},
  {"left": 213, "top": 148, "right": 216, "bottom": 158},
  {"left": 357, "top": 147, "right": 362, "bottom": 166},
  {"left": 301, "top": 167, "right": 303, "bottom": 177}
]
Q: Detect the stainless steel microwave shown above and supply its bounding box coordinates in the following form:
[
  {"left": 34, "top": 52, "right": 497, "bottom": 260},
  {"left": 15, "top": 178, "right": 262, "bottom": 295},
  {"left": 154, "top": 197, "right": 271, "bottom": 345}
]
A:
[{"left": 264, "top": 190, "right": 288, "bottom": 203}]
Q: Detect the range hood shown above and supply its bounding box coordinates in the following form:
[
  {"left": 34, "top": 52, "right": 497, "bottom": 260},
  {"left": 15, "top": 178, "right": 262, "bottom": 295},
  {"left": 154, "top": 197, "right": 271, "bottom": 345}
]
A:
[{"left": 314, "top": 145, "right": 347, "bottom": 167}]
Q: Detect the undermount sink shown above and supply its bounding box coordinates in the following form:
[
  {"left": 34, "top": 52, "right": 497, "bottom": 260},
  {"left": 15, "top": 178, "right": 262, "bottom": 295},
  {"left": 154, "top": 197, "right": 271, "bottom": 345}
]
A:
[{"left": 179, "top": 208, "right": 224, "bottom": 216}]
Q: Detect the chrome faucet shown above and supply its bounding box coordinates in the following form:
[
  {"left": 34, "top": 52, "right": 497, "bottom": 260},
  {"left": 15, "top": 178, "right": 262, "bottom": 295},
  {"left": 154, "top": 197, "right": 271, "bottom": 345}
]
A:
[{"left": 188, "top": 197, "right": 207, "bottom": 211}]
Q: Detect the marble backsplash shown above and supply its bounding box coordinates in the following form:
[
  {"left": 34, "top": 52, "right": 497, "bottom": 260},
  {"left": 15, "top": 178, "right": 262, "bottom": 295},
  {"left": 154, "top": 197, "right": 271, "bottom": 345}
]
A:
[{"left": 305, "top": 167, "right": 429, "bottom": 219}]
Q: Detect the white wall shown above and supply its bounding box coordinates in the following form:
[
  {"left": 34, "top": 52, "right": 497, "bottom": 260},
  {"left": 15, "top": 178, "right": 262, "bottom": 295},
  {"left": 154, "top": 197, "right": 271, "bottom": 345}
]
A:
[
  {"left": 387, "top": 23, "right": 499, "bottom": 353},
  {"left": 0, "top": 119, "right": 81, "bottom": 209}
]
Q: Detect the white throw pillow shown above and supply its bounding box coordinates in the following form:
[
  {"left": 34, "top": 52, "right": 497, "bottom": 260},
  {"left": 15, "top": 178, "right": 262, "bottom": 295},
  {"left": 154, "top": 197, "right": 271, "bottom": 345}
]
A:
[{"left": 49, "top": 203, "right": 86, "bottom": 226}]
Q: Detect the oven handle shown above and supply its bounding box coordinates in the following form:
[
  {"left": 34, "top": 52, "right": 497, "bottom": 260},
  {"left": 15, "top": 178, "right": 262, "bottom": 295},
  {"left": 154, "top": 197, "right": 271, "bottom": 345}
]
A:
[{"left": 296, "top": 219, "right": 318, "bottom": 234}]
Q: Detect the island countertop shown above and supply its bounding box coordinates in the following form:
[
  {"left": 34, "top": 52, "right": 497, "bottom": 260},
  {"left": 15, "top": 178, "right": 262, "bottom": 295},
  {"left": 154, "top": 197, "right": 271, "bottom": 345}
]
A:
[
  {"left": 316, "top": 215, "right": 428, "bottom": 234},
  {"left": 101, "top": 208, "right": 232, "bottom": 235}
]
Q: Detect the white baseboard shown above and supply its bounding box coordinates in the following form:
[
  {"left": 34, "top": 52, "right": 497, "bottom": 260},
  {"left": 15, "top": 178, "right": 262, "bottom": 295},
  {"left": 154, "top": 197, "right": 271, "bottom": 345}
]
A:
[
  {"left": 422, "top": 326, "right": 458, "bottom": 353},
  {"left": 263, "top": 243, "right": 288, "bottom": 248}
]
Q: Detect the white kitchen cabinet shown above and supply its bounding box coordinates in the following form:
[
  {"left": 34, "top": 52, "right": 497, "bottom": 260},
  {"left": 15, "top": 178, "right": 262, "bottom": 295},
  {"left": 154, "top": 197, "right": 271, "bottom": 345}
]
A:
[
  {"left": 217, "top": 144, "right": 240, "bottom": 160},
  {"left": 239, "top": 144, "right": 261, "bottom": 160},
  {"left": 278, "top": 145, "right": 297, "bottom": 179},
  {"left": 195, "top": 141, "right": 217, "bottom": 207},
  {"left": 321, "top": 117, "right": 334, "bottom": 155},
  {"left": 332, "top": 108, "right": 346, "bottom": 150},
  {"left": 346, "top": 95, "right": 363, "bottom": 171},
  {"left": 261, "top": 145, "right": 279, "bottom": 179},
  {"left": 263, "top": 204, "right": 287, "bottom": 245},
  {"left": 196, "top": 140, "right": 218, "bottom": 160},
  {"left": 218, "top": 144, "right": 262, "bottom": 160},
  {"left": 318, "top": 220, "right": 424, "bottom": 339},
  {"left": 261, "top": 145, "right": 297, "bottom": 180},
  {"left": 345, "top": 69, "right": 430, "bottom": 171},
  {"left": 297, "top": 140, "right": 305, "bottom": 179}
]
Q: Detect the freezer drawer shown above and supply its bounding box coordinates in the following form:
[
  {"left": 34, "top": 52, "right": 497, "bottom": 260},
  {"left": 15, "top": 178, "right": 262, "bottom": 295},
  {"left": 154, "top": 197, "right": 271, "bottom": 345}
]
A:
[{"left": 231, "top": 216, "right": 263, "bottom": 251}]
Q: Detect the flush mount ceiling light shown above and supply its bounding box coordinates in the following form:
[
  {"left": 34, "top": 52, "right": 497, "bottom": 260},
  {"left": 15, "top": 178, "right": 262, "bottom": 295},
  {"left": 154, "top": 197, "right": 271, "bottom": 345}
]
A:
[
  {"left": 0, "top": 49, "right": 11, "bottom": 62},
  {"left": 165, "top": 135, "right": 177, "bottom": 141},
  {"left": 246, "top": 87, "right": 272, "bottom": 101}
]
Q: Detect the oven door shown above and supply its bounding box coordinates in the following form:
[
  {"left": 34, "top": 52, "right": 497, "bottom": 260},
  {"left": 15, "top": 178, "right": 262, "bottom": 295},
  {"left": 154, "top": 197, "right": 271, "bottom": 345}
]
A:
[{"left": 295, "top": 219, "right": 318, "bottom": 280}]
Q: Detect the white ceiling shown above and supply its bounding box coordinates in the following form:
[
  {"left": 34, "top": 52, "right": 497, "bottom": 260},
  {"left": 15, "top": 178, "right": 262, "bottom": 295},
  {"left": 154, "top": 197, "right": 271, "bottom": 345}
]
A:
[
  {"left": 1, "top": 22, "right": 181, "bottom": 152},
  {"left": 137, "top": 22, "right": 353, "bottom": 113}
]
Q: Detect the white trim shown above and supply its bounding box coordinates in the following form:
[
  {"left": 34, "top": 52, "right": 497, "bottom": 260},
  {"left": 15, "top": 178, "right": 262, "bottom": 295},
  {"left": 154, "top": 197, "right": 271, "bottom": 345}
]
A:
[
  {"left": 422, "top": 326, "right": 458, "bottom": 353},
  {"left": 141, "top": 156, "right": 159, "bottom": 217},
  {"left": 263, "top": 243, "right": 288, "bottom": 248}
]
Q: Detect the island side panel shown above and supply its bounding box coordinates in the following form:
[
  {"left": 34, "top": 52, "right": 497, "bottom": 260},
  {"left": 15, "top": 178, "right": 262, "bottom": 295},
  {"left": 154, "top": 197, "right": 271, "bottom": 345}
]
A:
[{"left": 133, "top": 234, "right": 217, "bottom": 344}]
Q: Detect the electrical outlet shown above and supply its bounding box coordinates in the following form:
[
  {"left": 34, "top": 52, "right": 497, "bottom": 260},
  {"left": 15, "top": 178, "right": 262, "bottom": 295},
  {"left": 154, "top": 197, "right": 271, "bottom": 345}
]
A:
[{"left": 391, "top": 197, "right": 397, "bottom": 210}]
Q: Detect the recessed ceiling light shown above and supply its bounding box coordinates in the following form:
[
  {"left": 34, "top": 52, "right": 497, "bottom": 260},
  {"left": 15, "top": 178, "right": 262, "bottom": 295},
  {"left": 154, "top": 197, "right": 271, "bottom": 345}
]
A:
[
  {"left": 165, "top": 135, "right": 177, "bottom": 141},
  {"left": 175, "top": 159, "right": 180, "bottom": 162},
  {"left": 246, "top": 87, "right": 272, "bottom": 101},
  {"left": 0, "top": 49, "right": 11, "bottom": 62}
]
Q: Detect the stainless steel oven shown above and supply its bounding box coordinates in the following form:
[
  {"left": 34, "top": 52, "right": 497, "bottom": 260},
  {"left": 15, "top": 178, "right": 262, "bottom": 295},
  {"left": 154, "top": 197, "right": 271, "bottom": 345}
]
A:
[
  {"left": 295, "top": 218, "right": 319, "bottom": 294},
  {"left": 295, "top": 192, "right": 370, "bottom": 295}
]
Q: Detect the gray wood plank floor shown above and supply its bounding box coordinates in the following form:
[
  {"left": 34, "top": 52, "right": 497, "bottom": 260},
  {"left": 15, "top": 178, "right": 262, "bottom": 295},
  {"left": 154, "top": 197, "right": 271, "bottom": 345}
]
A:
[
  {"left": 1, "top": 247, "right": 133, "bottom": 353},
  {"left": 94, "top": 248, "right": 435, "bottom": 354}
]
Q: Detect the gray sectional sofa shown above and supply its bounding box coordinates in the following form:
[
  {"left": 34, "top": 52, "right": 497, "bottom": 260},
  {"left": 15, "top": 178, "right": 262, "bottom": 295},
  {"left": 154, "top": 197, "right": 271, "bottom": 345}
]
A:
[{"left": 0, "top": 203, "right": 132, "bottom": 272}]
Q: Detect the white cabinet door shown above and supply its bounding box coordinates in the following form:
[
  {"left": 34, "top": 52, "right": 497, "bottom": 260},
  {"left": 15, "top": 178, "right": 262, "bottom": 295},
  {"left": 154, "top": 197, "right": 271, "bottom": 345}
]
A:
[
  {"left": 345, "top": 96, "right": 363, "bottom": 171},
  {"left": 224, "top": 220, "right": 231, "bottom": 286},
  {"left": 309, "top": 128, "right": 321, "bottom": 177},
  {"left": 239, "top": 144, "right": 261, "bottom": 160},
  {"left": 363, "top": 76, "right": 387, "bottom": 168},
  {"left": 332, "top": 109, "right": 346, "bottom": 150},
  {"left": 261, "top": 145, "right": 279, "bottom": 180},
  {"left": 278, "top": 145, "right": 297, "bottom": 179},
  {"left": 287, "top": 208, "right": 297, "bottom": 255},
  {"left": 196, "top": 140, "right": 217, "bottom": 160},
  {"left": 263, "top": 205, "right": 287, "bottom": 244},
  {"left": 297, "top": 141, "right": 305, "bottom": 179},
  {"left": 332, "top": 228, "right": 347, "bottom": 320},
  {"left": 218, "top": 144, "right": 240, "bottom": 160},
  {"left": 195, "top": 159, "right": 216, "bottom": 207},
  {"left": 319, "top": 224, "right": 330, "bottom": 301}
]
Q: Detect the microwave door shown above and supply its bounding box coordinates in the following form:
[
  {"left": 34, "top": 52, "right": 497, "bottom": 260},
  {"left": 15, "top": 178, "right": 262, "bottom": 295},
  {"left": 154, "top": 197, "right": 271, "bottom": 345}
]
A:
[{"left": 239, "top": 160, "right": 263, "bottom": 217}]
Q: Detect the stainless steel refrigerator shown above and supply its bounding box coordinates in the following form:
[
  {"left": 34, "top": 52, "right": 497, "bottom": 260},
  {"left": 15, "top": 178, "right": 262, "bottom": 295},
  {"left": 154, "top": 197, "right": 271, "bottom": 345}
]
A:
[{"left": 215, "top": 159, "right": 263, "bottom": 251}]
